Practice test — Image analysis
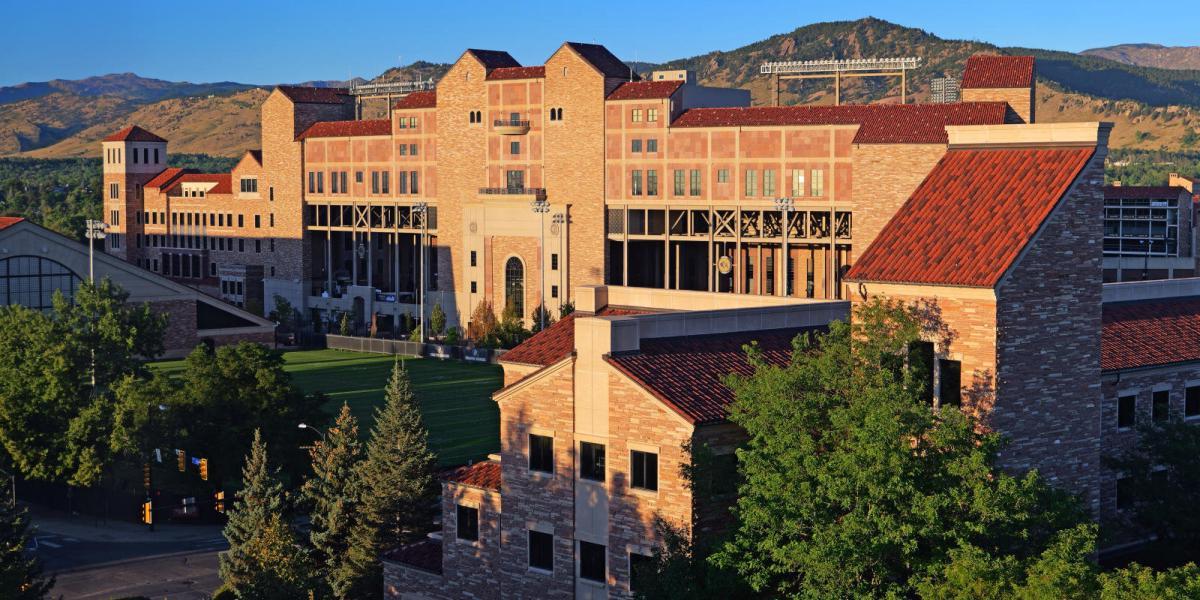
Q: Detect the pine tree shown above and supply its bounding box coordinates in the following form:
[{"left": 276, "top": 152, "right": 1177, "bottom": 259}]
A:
[
  {"left": 0, "top": 499, "right": 53, "bottom": 599},
  {"left": 303, "top": 403, "right": 364, "bottom": 598},
  {"left": 219, "top": 429, "right": 298, "bottom": 594},
  {"left": 345, "top": 358, "right": 439, "bottom": 597},
  {"left": 237, "top": 512, "right": 316, "bottom": 600}
]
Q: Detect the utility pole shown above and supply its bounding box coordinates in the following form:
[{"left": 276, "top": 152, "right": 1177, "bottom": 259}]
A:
[
  {"left": 552, "top": 212, "right": 565, "bottom": 313},
  {"left": 531, "top": 199, "right": 550, "bottom": 330},
  {"left": 84, "top": 220, "right": 108, "bottom": 389},
  {"left": 774, "top": 198, "right": 793, "bottom": 297}
]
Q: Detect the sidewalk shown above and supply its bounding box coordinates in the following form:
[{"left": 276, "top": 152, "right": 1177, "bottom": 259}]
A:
[{"left": 25, "top": 502, "right": 224, "bottom": 545}]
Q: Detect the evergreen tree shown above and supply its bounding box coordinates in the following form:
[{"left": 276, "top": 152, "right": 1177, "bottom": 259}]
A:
[
  {"left": 236, "top": 511, "right": 316, "bottom": 600},
  {"left": 303, "top": 403, "right": 364, "bottom": 598},
  {"left": 219, "top": 430, "right": 301, "bottom": 595},
  {"left": 0, "top": 499, "right": 53, "bottom": 599}
]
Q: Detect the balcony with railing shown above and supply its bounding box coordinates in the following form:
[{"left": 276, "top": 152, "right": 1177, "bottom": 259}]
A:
[
  {"left": 478, "top": 186, "right": 546, "bottom": 198},
  {"left": 493, "top": 118, "right": 530, "bottom": 135}
]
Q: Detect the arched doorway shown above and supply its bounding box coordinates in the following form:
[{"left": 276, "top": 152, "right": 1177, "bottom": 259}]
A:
[{"left": 505, "top": 257, "right": 524, "bottom": 320}]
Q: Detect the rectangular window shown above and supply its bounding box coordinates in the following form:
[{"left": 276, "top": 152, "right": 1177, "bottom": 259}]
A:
[
  {"left": 631, "top": 139, "right": 642, "bottom": 153},
  {"left": 1116, "top": 477, "right": 1133, "bottom": 510},
  {"left": 529, "top": 434, "right": 554, "bottom": 474},
  {"left": 470, "top": 281, "right": 477, "bottom": 293},
  {"left": 763, "top": 169, "right": 776, "bottom": 197},
  {"left": 410, "top": 143, "right": 418, "bottom": 155},
  {"left": 1187, "top": 386, "right": 1200, "bottom": 418},
  {"left": 580, "top": 442, "right": 605, "bottom": 481},
  {"left": 744, "top": 170, "right": 757, "bottom": 197},
  {"left": 717, "top": 169, "right": 728, "bottom": 183},
  {"left": 812, "top": 169, "right": 825, "bottom": 197},
  {"left": 630, "top": 553, "right": 653, "bottom": 592},
  {"left": 1153, "top": 390, "right": 1170, "bottom": 422},
  {"left": 511, "top": 141, "right": 520, "bottom": 155},
  {"left": 254, "top": 215, "right": 261, "bottom": 228},
  {"left": 255, "top": 240, "right": 261, "bottom": 253},
  {"left": 690, "top": 169, "right": 701, "bottom": 196},
  {"left": 674, "top": 170, "right": 685, "bottom": 196},
  {"left": 551, "top": 254, "right": 558, "bottom": 270},
  {"left": 109, "top": 183, "right": 119, "bottom": 199},
  {"left": 372, "top": 171, "right": 380, "bottom": 194},
  {"left": 308, "top": 172, "right": 315, "bottom": 193},
  {"left": 632, "top": 109, "right": 642, "bottom": 123},
  {"left": 238, "top": 214, "right": 244, "bottom": 228},
  {"left": 631, "top": 170, "right": 643, "bottom": 196},
  {"left": 938, "top": 359, "right": 961, "bottom": 407},
  {"left": 647, "top": 170, "right": 658, "bottom": 196},
  {"left": 456, "top": 505, "right": 479, "bottom": 541},
  {"left": 647, "top": 138, "right": 658, "bottom": 152},
  {"left": 396, "top": 171, "right": 407, "bottom": 194},
  {"left": 551, "top": 285, "right": 559, "bottom": 298},
  {"left": 410, "top": 171, "right": 419, "bottom": 194},
  {"left": 340, "top": 171, "right": 347, "bottom": 194},
  {"left": 409, "top": 117, "right": 417, "bottom": 128},
  {"left": 647, "top": 108, "right": 658, "bottom": 122},
  {"left": 579, "top": 541, "right": 606, "bottom": 583},
  {"left": 1118, "top": 395, "right": 1136, "bottom": 429},
  {"left": 470, "top": 250, "right": 477, "bottom": 267},
  {"left": 529, "top": 530, "right": 553, "bottom": 571},
  {"left": 355, "top": 171, "right": 363, "bottom": 184},
  {"left": 399, "top": 144, "right": 408, "bottom": 156},
  {"left": 792, "top": 169, "right": 806, "bottom": 196},
  {"left": 630, "top": 450, "right": 658, "bottom": 491},
  {"left": 381, "top": 171, "right": 390, "bottom": 194}
]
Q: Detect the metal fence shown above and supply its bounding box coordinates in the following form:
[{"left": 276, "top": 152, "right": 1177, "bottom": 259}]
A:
[{"left": 324, "top": 334, "right": 508, "bottom": 364}]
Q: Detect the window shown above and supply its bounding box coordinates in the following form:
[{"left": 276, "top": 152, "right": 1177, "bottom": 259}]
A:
[
  {"left": 717, "top": 169, "right": 728, "bottom": 183},
  {"left": 631, "top": 139, "right": 642, "bottom": 153},
  {"left": 506, "top": 170, "right": 525, "bottom": 191},
  {"left": 240, "top": 178, "right": 258, "bottom": 193},
  {"left": 529, "top": 434, "right": 553, "bottom": 473},
  {"left": 578, "top": 541, "right": 606, "bottom": 583},
  {"left": 109, "top": 183, "right": 119, "bottom": 199},
  {"left": 308, "top": 172, "right": 315, "bottom": 193},
  {"left": 238, "top": 214, "right": 244, "bottom": 228},
  {"left": 632, "top": 109, "right": 642, "bottom": 123},
  {"left": 398, "top": 117, "right": 407, "bottom": 129},
  {"left": 551, "top": 285, "right": 558, "bottom": 298},
  {"left": 270, "top": 213, "right": 275, "bottom": 227},
  {"left": 470, "top": 281, "right": 477, "bottom": 293},
  {"left": 1118, "top": 395, "right": 1136, "bottom": 429},
  {"left": 511, "top": 141, "right": 520, "bottom": 155},
  {"left": 1116, "top": 477, "right": 1133, "bottom": 510},
  {"left": 456, "top": 505, "right": 479, "bottom": 541},
  {"left": 317, "top": 172, "right": 324, "bottom": 194},
  {"left": 551, "top": 253, "right": 558, "bottom": 270},
  {"left": 647, "top": 108, "right": 658, "bottom": 122},
  {"left": 744, "top": 170, "right": 757, "bottom": 197},
  {"left": 938, "top": 359, "right": 961, "bottom": 407},
  {"left": 673, "top": 170, "right": 685, "bottom": 196},
  {"left": 154, "top": 148, "right": 159, "bottom": 163},
  {"left": 254, "top": 215, "right": 261, "bottom": 228},
  {"left": 372, "top": 171, "right": 380, "bottom": 194},
  {"left": 646, "top": 138, "right": 657, "bottom": 153},
  {"left": 409, "top": 117, "right": 417, "bottom": 129},
  {"left": 269, "top": 186, "right": 274, "bottom": 201},
  {"left": 410, "top": 171, "right": 419, "bottom": 194},
  {"left": 792, "top": 169, "right": 806, "bottom": 196},
  {"left": 355, "top": 171, "right": 363, "bottom": 184},
  {"left": 690, "top": 170, "right": 701, "bottom": 196},
  {"left": 630, "top": 450, "right": 658, "bottom": 491},
  {"left": 505, "top": 257, "right": 524, "bottom": 318},
  {"left": 255, "top": 240, "right": 261, "bottom": 253},
  {"left": 647, "top": 170, "right": 658, "bottom": 196},
  {"left": 631, "top": 170, "right": 643, "bottom": 196},
  {"left": 1187, "top": 386, "right": 1200, "bottom": 418},
  {"left": 529, "top": 531, "right": 553, "bottom": 571},
  {"left": 410, "top": 143, "right": 418, "bottom": 155},
  {"left": 811, "top": 169, "right": 825, "bottom": 197},
  {"left": 580, "top": 442, "right": 605, "bottom": 481},
  {"left": 1153, "top": 390, "right": 1170, "bottom": 422},
  {"left": 381, "top": 171, "right": 390, "bottom": 194},
  {"left": 909, "top": 341, "right": 935, "bottom": 405},
  {"left": 470, "top": 251, "right": 477, "bottom": 267},
  {"left": 763, "top": 169, "right": 776, "bottom": 196},
  {"left": 132, "top": 147, "right": 138, "bottom": 164},
  {"left": 630, "top": 553, "right": 653, "bottom": 592},
  {"left": 331, "top": 173, "right": 340, "bottom": 194}
]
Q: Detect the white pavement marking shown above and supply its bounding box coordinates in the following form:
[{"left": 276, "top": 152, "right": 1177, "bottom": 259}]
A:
[{"left": 38, "top": 539, "right": 62, "bottom": 548}]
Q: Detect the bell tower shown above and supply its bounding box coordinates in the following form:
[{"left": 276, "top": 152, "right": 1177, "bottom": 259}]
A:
[{"left": 101, "top": 126, "right": 167, "bottom": 263}]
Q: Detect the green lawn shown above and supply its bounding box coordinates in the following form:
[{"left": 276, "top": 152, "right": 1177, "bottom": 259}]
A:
[{"left": 152, "top": 349, "right": 503, "bottom": 466}]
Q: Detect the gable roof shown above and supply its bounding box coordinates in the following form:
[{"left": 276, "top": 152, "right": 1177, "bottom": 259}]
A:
[
  {"left": 961, "top": 55, "right": 1035, "bottom": 89},
  {"left": 0, "top": 217, "right": 24, "bottom": 230},
  {"left": 845, "top": 146, "right": 1094, "bottom": 287},
  {"left": 444, "top": 460, "right": 501, "bottom": 491},
  {"left": 499, "top": 308, "right": 648, "bottom": 367},
  {"left": 275, "top": 85, "right": 350, "bottom": 104},
  {"left": 1103, "top": 185, "right": 1189, "bottom": 200},
  {"left": 297, "top": 119, "right": 391, "bottom": 140},
  {"left": 244, "top": 149, "right": 262, "bottom": 165},
  {"left": 145, "top": 167, "right": 190, "bottom": 190},
  {"left": 608, "top": 80, "right": 683, "bottom": 101},
  {"left": 672, "top": 102, "right": 1009, "bottom": 144},
  {"left": 103, "top": 125, "right": 166, "bottom": 143},
  {"left": 606, "top": 327, "right": 819, "bottom": 424},
  {"left": 167, "top": 172, "right": 232, "bottom": 195},
  {"left": 466, "top": 49, "right": 521, "bottom": 71},
  {"left": 1103, "top": 296, "right": 1200, "bottom": 371},
  {"left": 487, "top": 66, "right": 546, "bottom": 80},
  {"left": 564, "top": 42, "right": 637, "bottom": 80},
  {"left": 394, "top": 90, "right": 436, "bottom": 109}
]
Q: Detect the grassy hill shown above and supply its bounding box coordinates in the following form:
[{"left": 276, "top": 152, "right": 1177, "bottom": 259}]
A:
[{"left": 1081, "top": 44, "right": 1200, "bottom": 71}]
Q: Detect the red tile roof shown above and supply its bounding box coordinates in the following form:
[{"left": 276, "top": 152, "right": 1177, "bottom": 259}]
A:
[
  {"left": 607, "top": 327, "right": 821, "bottom": 424},
  {"left": 488, "top": 66, "right": 546, "bottom": 80},
  {"left": 394, "top": 90, "right": 436, "bottom": 109},
  {"left": 145, "top": 167, "right": 190, "bottom": 190},
  {"left": 298, "top": 119, "right": 391, "bottom": 140},
  {"left": 383, "top": 538, "right": 442, "bottom": 574},
  {"left": 444, "top": 460, "right": 501, "bottom": 491},
  {"left": 566, "top": 42, "right": 638, "bottom": 80},
  {"left": 276, "top": 85, "right": 350, "bottom": 104},
  {"left": 1104, "top": 185, "right": 1189, "bottom": 200},
  {"left": 608, "top": 80, "right": 684, "bottom": 101},
  {"left": 103, "top": 125, "right": 166, "bottom": 143},
  {"left": 499, "top": 308, "right": 648, "bottom": 367},
  {"left": 672, "top": 102, "right": 1009, "bottom": 144},
  {"left": 846, "top": 146, "right": 1094, "bottom": 287},
  {"left": 467, "top": 49, "right": 521, "bottom": 71},
  {"left": 167, "top": 173, "right": 232, "bottom": 195},
  {"left": 1103, "top": 297, "right": 1200, "bottom": 371},
  {"left": 0, "top": 217, "right": 24, "bottom": 230},
  {"left": 961, "top": 55, "right": 1035, "bottom": 89}
]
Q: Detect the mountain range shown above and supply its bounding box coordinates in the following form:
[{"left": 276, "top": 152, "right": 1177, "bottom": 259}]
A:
[{"left": 3, "top": 18, "right": 1199, "bottom": 158}]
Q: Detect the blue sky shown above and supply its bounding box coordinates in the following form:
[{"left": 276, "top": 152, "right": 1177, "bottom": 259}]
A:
[{"left": 2, "top": 0, "right": 1197, "bottom": 86}]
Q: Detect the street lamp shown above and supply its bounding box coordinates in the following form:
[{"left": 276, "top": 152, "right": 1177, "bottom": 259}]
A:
[
  {"left": 84, "top": 220, "right": 108, "bottom": 283},
  {"left": 774, "top": 198, "right": 794, "bottom": 297},
  {"left": 411, "top": 202, "right": 428, "bottom": 344},
  {"left": 552, "top": 213, "right": 565, "bottom": 315},
  {"left": 531, "top": 199, "right": 550, "bottom": 331},
  {"left": 298, "top": 423, "right": 327, "bottom": 442}
]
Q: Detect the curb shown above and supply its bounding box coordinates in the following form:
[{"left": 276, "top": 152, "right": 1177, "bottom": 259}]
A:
[{"left": 50, "top": 545, "right": 228, "bottom": 576}]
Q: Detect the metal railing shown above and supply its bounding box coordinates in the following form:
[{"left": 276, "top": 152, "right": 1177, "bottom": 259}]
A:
[
  {"left": 493, "top": 119, "right": 530, "bottom": 128},
  {"left": 348, "top": 79, "right": 436, "bottom": 96},
  {"left": 760, "top": 57, "right": 921, "bottom": 75},
  {"left": 479, "top": 187, "right": 546, "bottom": 196}
]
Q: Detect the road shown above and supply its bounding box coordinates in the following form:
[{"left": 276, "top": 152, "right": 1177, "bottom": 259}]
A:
[
  {"left": 36, "top": 530, "right": 227, "bottom": 572},
  {"left": 51, "top": 550, "right": 222, "bottom": 599}
]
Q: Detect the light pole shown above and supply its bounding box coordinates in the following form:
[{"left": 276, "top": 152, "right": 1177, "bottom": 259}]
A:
[
  {"left": 552, "top": 212, "right": 565, "bottom": 315},
  {"left": 411, "top": 203, "right": 428, "bottom": 343},
  {"left": 298, "top": 423, "right": 327, "bottom": 442},
  {"left": 84, "top": 220, "right": 108, "bottom": 283},
  {"left": 531, "top": 199, "right": 550, "bottom": 331},
  {"left": 774, "top": 197, "right": 793, "bottom": 297}
]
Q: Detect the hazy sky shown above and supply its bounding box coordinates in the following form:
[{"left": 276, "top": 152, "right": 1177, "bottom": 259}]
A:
[{"left": 2, "top": 0, "right": 1197, "bottom": 86}]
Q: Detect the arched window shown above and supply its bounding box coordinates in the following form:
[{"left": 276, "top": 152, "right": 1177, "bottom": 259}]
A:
[
  {"left": 505, "top": 257, "right": 524, "bottom": 320},
  {"left": 0, "top": 256, "right": 81, "bottom": 312}
]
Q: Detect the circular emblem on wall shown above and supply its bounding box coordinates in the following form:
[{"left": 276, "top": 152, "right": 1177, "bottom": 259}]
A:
[
  {"left": 550, "top": 223, "right": 561, "bottom": 236},
  {"left": 469, "top": 222, "right": 478, "bottom": 234},
  {"left": 716, "top": 255, "right": 733, "bottom": 275}
]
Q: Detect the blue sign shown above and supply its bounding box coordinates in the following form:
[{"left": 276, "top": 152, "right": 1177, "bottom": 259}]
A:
[
  {"left": 191, "top": 457, "right": 202, "bottom": 466},
  {"left": 375, "top": 292, "right": 398, "bottom": 303}
]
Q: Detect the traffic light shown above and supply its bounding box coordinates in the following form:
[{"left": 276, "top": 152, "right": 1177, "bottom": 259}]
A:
[
  {"left": 199, "top": 458, "right": 209, "bottom": 481},
  {"left": 141, "top": 500, "right": 153, "bottom": 525},
  {"left": 142, "top": 463, "right": 152, "bottom": 490},
  {"left": 176, "top": 449, "right": 186, "bottom": 472},
  {"left": 214, "top": 490, "right": 225, "bottom": 514}
]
